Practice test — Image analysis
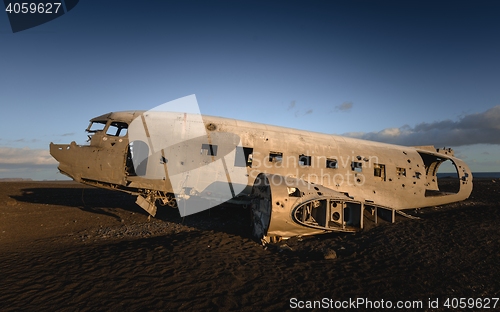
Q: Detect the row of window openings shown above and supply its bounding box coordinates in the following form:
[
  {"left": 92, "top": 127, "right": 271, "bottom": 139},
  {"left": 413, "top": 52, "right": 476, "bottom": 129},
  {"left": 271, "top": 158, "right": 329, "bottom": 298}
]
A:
[
  {"left": 201, "top": 144, "right": 408, "bottom": 178},
  {"left": 201, "top": 146, "right": 327, "bottom": 168}
]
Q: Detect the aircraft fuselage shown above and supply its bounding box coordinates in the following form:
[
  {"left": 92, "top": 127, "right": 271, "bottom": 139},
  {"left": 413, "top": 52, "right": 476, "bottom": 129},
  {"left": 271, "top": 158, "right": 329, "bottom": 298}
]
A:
[{"left": 50, "top": 111, "right": 472, "bottom": 243}]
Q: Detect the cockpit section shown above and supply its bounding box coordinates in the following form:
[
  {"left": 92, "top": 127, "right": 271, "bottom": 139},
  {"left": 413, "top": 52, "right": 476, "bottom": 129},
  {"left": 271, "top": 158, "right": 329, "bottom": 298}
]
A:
[
  {"left": 85, "top": 114, "right": 132, "bottom": 147},
  {"left": 50, "top": 111, "right": 177, "bottom": 217},
  {"left": 50, "top": 111, "right": 142, "bottom": 186}
]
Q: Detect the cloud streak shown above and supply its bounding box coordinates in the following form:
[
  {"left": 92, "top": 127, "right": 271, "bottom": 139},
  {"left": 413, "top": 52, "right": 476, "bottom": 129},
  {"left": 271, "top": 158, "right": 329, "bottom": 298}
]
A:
[
  {"left": 342, "top": 105, "right": 500, "bottom": 147},
  {"left": 335, "top": 101, "right": 353, "bottom": 112},
  {"left": 287, "top": 100, "right": 314, "bottom": 117}
]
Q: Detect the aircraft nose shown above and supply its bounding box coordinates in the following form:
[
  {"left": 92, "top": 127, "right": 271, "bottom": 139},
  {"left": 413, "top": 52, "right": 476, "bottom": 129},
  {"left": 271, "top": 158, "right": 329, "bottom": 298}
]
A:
[{"left": 49, "top": 142, "right": 79, "bottom": 180}]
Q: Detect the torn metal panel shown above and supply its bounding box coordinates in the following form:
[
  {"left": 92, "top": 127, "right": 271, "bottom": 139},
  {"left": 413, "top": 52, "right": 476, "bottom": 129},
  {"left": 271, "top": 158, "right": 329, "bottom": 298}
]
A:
[
  {"left": 251, "top": 174, "right": 363, "bottom": 244},
  {"left": 136, "top": 195, "right": 157, "bottom": 217}
]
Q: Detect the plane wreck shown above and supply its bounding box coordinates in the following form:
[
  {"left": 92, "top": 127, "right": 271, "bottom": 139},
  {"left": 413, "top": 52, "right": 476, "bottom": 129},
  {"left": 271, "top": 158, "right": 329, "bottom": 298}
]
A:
[{"left": 50, "top": 108, "right": 472, "bottom": 244}]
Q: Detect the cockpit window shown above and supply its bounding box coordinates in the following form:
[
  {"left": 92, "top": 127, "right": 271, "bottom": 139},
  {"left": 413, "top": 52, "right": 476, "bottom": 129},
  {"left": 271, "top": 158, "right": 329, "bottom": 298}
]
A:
[
  {"left": 106, "top": 122, "right": 128, "bottom": 137},
  {"left": 87, "top": 121, "right": 106, "bottom": 133}
]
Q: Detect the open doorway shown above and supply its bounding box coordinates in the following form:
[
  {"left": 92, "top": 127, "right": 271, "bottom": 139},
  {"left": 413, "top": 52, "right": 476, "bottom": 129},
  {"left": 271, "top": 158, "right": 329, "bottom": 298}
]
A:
[{"left": 419, "top": 152, "right": 460, "bottom": 196}]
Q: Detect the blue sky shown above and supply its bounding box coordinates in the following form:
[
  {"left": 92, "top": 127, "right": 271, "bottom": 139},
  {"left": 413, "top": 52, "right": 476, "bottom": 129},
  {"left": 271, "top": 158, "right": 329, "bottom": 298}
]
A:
[{"left": 1, "top": 0, "right": 499, "bottom": 180}]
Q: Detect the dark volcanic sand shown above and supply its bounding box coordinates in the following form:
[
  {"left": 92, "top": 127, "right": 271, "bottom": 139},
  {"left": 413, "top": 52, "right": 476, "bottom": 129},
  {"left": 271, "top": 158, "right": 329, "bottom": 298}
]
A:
[{"left": 1, "top": 180, "right": 499, "bottom": 311}]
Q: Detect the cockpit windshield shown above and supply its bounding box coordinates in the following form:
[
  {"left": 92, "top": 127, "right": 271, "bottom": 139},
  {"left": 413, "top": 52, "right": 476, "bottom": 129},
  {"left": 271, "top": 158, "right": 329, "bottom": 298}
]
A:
[
  {"left": 86, "top": 120, "right": 129, "bottom": 143},
  {"left": 106, "top": 122, "right": 128, "bottom": 137},
  {"left": 87, "top": 121, "right": 106, "bottom": 133}
]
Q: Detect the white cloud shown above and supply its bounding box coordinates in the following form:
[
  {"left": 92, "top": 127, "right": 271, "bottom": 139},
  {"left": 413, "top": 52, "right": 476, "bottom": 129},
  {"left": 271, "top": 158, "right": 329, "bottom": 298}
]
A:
[
  {"left": 343, "top": 105, "right": 500, "bottom": 147},
  {"left": 379, "top": 127, "right": 402, "bottom": 137},
  {"left": 0, "top": 147, "right": 57, "bottom": 165}
]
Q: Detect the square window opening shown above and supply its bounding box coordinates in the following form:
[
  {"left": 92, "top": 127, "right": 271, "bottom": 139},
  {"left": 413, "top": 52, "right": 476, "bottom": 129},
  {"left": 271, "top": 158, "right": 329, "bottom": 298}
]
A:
[
  {"left": 269, "top": 151, "right": 283, "bottom": 162},
  {"left": 326, "top": 158, "right": 338, "bottom": 169},
  {"left": 374, "top": 163, "right": 386, "bottom": 181},
  {"left": 299, "top": 154, "right": 312, "bottom": 166},
  {"left": 201, "top": 144, "right": 218, "bottom": 156},
  {"left": 235, "top": 147, "right": 253, "bottom": 167},
  {"left": 351, "top": 161, "right": 363, "bottom": 172}
]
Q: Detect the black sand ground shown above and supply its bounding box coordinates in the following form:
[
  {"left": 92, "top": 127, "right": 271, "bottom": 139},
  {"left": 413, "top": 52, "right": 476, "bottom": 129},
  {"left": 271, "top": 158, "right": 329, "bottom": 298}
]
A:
[{"left": 1, "top": 179, "right": 499, "bottom": 311}]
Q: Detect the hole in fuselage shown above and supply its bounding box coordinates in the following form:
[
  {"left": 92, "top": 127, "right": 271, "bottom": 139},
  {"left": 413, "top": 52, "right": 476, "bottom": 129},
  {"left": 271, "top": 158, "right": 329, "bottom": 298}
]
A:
[
  {"left": 436, "top": 159, "right": 460, "bottom": 194},
  {"left": 419, "top": 152, "right": 461, "bottom": 196}
]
